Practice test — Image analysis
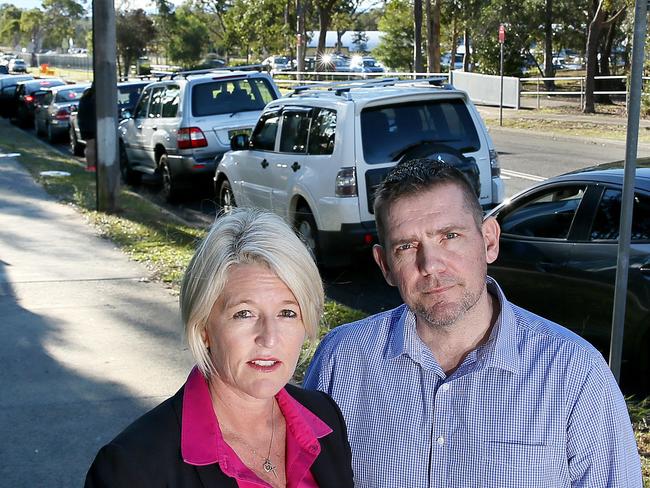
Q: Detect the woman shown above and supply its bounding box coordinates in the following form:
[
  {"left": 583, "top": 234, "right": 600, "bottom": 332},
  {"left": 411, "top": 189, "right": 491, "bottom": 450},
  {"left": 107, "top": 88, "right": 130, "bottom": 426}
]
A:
[{"left": 85, "top": 208, "right": 354, "bottom": 487}]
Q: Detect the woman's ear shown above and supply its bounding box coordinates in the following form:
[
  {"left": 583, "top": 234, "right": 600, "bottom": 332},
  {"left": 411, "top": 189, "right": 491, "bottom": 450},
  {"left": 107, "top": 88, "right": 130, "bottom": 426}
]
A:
[{"left": 482, "top": 217, "right": 501, "bottom": 264}]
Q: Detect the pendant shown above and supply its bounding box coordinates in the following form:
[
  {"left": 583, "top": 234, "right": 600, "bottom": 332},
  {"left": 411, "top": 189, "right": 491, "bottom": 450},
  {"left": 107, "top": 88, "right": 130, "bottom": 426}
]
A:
[{"left": 263, "top": 458, "right": 278, "bottom": 478}]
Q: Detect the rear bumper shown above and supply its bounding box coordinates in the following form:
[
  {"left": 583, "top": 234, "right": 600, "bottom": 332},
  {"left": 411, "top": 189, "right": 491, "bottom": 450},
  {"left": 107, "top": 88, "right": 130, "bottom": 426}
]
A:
[{"left": 319, "top": 220, "right": 377, "bottom": 264}]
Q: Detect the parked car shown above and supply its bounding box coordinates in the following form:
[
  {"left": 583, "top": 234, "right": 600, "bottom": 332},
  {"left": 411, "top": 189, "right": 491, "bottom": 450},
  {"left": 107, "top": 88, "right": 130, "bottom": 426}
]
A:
[
  {"left": 441, "top": 52, "right": 464, "bottom": 71},
  {"left": 486, "top": 160, "right": 650, "bottom": 394},
  {"left": 34, "top": 83, "right": 89, "bottom": 143},
  {"left": 69, "top": 80, "right": 150, "bottom": 156},
  {"left": 8, "top": 58, "right": 27, "bottom": 73},
  {"left": 12, "top": 78, "right": 66, "bottom": 127},
  {"left": 349, "top": 56, "right": 385, "bottom": 75},
  {"left": 216, "top": 78, "right": 504, "bottom": 265},
  {"left": 262, "top": 55, "right": 293, "bottom": 73},
  {"left": 118, "top": 69, "right": 281, "bottom": 201},
  {"left": 0, "top": 74, "right": 34, "bottom": 117}
]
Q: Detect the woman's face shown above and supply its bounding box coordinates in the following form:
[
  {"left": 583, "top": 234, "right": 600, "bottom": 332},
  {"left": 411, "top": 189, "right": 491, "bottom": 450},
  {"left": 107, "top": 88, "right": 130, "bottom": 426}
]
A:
[{"left": 203, "top": 263, "right": 306, "bottom": 401}]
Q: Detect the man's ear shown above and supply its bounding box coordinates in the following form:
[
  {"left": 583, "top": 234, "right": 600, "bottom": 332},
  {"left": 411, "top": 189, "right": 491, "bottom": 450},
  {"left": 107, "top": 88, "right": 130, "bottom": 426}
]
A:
[
  {"left": 482, "top": 217, "right": 500, "bottom": 264},
  {"left": 373, "top": 244, "right": 396, "bottom": 287}
]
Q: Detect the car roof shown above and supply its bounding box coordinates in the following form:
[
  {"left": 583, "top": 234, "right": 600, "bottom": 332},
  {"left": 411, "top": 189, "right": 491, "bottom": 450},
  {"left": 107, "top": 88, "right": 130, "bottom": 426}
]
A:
[
  {"left": 49, "top": 83, "right": 88, "bottom": 93},
  {"left": 117, "top": 80, "right": 150, "bottom": 87},
  {"left": 552, "top": 158, "right": 650, "bottom": 191},
  {"left": 20, "top": 78, "right": 66, "bottom": 88}
]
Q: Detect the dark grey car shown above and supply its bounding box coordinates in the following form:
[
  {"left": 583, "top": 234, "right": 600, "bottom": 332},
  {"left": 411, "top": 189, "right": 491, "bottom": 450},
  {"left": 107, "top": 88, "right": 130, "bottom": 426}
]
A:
[
  {"left": 34, "top": 84, "right": 88, "bottom": 143},
  {"left": 486, "top": 160, "right": 650, "bottom": 394}
]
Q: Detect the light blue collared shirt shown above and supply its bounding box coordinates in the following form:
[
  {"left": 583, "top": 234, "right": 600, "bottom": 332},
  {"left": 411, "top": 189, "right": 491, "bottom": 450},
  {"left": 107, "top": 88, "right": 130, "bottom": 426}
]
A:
[{"left": 304, "top": 278, "right": 642, "bottom": 488}]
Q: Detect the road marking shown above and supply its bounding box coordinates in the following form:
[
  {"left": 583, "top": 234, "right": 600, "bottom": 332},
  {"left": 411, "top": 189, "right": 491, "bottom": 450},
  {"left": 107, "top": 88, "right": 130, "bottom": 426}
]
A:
[{"left": 501, "top": 169, "right": 547, "bottom": 182}]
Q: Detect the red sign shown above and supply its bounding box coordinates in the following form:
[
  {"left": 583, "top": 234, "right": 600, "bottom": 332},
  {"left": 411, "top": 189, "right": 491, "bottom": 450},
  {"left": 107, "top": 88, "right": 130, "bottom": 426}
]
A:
[{"left": 498, "top": 24, "right": 506, "bottom": 43}]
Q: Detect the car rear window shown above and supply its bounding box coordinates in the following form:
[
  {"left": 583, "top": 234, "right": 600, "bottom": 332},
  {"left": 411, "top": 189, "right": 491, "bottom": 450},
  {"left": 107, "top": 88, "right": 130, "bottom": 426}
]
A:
[
  {"left": 117, "top": 84, "right": 147, "bottom": 110},
  {"left": 25, "top": 80, "right": 65, "bottom": 94},
  {"left": 360, "top": 98, "right": 481, "bottom": 164},
  {"left": 55, "top": 87, "right": 85, "bottom": 102},
  {"left": 191, "top": 78, "right": 277, "bottom": 117}
]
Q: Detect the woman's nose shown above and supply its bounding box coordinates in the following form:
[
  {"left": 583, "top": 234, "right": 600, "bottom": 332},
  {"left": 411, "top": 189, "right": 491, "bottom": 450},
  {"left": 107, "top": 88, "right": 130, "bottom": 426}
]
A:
[{"left": 255, "top": 317, "right": 279, "bottom": 348}]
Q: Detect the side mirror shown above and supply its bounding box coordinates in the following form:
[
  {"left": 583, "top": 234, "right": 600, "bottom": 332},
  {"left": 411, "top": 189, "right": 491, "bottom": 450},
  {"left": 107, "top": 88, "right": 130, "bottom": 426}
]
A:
[
  {"left": 230, "top": 133, "right": 250, "bottom": 151},
  {"left": 120, "top": 108, "right": 132, "bottom": 119}
]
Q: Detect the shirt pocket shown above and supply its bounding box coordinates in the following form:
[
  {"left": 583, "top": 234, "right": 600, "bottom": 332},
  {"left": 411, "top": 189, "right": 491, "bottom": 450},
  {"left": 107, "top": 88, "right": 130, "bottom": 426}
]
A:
[{"left": 481, "top": 441, "right": 567, "bottom": 488}]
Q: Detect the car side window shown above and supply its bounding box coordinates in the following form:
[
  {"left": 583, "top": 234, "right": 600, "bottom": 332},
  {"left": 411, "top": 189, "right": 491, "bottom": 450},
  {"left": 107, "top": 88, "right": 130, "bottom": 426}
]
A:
[
  {"left": 148, "top": 87, "right": 165, "bottom": 118},
  {"left": 133, "top": 88, "right": 151, "bottom": 119},
  {"left": 279, "top": 110, "right": 311, "bottom": 153},
  {"left": 42, "top": 92, "right": 53, "bottom": 105},
  {"left": 499, "top": 185, "right": 587, "bottom": 239},
  {"left": 308, "top": 108, "right": 336, "bottom": 155},
  {"left": 250, "top": 111, "right": 279, "bottom": 151},
  {"left": 161, "top": 85, "right": 179, "bottom": 118},
  {"left": 590, "top": 189, "right": 650, "bottom": 241}
]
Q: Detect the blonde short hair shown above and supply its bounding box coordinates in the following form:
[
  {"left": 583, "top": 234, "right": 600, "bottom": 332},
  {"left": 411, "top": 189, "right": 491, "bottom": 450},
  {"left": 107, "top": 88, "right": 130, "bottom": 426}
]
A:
[{"left": 180, "top": 208, "right": 324, "bottom": 377}]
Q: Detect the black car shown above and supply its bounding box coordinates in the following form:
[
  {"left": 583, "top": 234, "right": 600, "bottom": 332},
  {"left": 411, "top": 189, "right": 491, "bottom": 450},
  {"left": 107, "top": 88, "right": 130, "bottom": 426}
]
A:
[
  {"left": 12, "top": 78, "right": 66, "bottom": 127},
  {"left": 487, "top": 160, "right": 650, "bottom": 394}
]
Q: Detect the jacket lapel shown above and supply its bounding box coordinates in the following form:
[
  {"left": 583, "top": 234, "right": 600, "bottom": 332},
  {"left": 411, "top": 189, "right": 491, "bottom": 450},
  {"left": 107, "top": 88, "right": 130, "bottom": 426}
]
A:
[{"left": 194, "top": 464, "right": 239, "bottom": 488}]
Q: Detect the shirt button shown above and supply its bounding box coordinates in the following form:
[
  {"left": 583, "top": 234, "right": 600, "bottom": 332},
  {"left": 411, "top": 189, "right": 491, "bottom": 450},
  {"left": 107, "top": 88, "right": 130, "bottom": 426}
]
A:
[
  {"left": 441, "top": 383, "right": 450, "bottom": 392},
  {"left": 436, "top": 436, "right": 445, "bottom": 446}
]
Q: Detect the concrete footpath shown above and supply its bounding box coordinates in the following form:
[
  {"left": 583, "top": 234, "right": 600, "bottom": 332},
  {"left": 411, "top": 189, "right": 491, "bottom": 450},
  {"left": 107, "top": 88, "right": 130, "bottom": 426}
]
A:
[{"left": 0, "top": 155, "right": 193, "bottom": 486}]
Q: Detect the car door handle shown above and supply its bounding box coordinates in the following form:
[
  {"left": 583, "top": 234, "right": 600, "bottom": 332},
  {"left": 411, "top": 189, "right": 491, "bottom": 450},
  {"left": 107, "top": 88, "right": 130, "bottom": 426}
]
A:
[
  {"left": 136, "top": 124, "right": 142, "bottom": 130},
  {"left": 152, "top": 126, "right": 157, "bottom": 131},
  {"left": 261, "top": 159, "right": 269, "bottom": 168},
  {"left": 641, "top": 263, "right": 650, "bottom": 275},
  {"left": 291, "top": 162, "right": 301, "bottom": 172}
]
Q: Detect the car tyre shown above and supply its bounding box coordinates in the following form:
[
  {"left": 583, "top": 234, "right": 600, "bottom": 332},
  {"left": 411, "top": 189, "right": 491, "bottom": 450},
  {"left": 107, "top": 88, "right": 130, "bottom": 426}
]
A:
[
  {"left": 120, "top": 141, "right": 141, "bottom": 185},
  {"left": 218, "top": 179, "right": 236, "bottom": 214},
  {"left": 295, "top": 207, "right": 320, "bottom": 262},
  {"left": 70, "top": 128, "right": 85, "bottom": 156},
  {"left": 160, "top": 153, "right": 180, "bottom": 202},
  {"left": 35, "top": 119, "right": 44, "bottom": 137},
  {"left": 47, "top": 123, "right": 57, "bottom": 143}
]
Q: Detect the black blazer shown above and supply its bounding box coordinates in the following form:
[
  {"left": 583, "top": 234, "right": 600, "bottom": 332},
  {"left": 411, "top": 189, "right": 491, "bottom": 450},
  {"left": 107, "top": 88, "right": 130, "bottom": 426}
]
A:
[{"left": 85, "top": 383, "right": 354, "bottom": 487}]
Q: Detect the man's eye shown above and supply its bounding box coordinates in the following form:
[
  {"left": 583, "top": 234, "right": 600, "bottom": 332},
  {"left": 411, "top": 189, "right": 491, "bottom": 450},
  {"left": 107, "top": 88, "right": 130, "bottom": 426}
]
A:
[
  {"left": 445, "top": 232, "right": 459, "bottom": 240},
  {"left": 279, "top": 309, "right": 298, "bottom": 318},
  {"left": 396, "top": 242, "right": 415, "bottom": 251},
  {"left": 233, "top": 310, "right": 253, "bottom": 319}
]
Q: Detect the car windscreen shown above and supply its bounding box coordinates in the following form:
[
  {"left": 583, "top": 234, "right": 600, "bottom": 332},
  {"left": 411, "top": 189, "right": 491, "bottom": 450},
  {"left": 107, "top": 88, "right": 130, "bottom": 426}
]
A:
[
  {"left": 55, "top": 87, "right": 86, "bottom": 103},
  {"left": 360, "top": 98, "right": 481, "bottom": 164},
  {"left": 118, "top": 84, "right": 147, "bottom": 110},
  {"left": 25, "top": 80, "right": 66, "bottom": 94},
  {"left": 191, "top": 78, "right": 277, "bottom": 117}
]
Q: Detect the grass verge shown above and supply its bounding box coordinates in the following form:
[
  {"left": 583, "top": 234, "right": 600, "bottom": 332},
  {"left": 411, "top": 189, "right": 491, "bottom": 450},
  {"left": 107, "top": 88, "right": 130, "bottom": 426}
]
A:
[{"left": 0, "top": 121, "right": 647, "bottom": 483}]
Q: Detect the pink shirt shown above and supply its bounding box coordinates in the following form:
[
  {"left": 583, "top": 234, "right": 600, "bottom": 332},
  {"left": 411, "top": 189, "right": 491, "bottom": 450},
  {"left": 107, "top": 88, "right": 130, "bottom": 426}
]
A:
[{"left": 180, "top": 367, "right": 333, "bottom": 488}]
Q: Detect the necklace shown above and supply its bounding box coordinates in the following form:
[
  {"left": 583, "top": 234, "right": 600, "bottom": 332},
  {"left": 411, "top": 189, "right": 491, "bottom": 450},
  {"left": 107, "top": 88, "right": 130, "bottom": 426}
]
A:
[{"left": 222, "top": 401, "right": 279, "bottom": 479}]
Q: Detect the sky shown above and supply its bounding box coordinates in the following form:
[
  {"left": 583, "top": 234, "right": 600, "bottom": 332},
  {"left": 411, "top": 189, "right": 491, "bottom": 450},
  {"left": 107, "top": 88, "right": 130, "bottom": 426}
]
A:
[{"left": 2, "top": 0, "right": 185, "bottom": 11}]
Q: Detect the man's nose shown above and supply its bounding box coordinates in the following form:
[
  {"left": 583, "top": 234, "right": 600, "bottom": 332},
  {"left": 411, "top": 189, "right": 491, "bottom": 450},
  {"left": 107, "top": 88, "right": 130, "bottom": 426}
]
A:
[{"left": 418, "top": 244, "right": 446, "bottom": 276}]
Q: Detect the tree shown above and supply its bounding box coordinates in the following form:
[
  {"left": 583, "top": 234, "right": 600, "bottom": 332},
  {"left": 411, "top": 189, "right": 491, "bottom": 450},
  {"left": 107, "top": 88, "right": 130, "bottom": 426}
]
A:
[
  {"left": 375, "top": 0, "right": 414, "bottom": 71},
  {"left": 0, "top": 5, "right": 23, "bottom": 47},
  {"left": 425, "top": 0, "right": 441, "bottom": 73},
  {"left": 21, "top": 9, "right": 46, "bottom": 52},
  {"left": 583, "top": 0, "right": 626, "bottom": 113},
  {"left": 41, "top": 0, "right": 84, "bottom": 50},
  {"left": 116, "top": 9, "right": 156, "bottom": 79},
  {"left": 413, "top": 0, "right": 424, "bottom": 72},
  {"left": 166, "top": 5, "right": 210, "bottom": 67}
]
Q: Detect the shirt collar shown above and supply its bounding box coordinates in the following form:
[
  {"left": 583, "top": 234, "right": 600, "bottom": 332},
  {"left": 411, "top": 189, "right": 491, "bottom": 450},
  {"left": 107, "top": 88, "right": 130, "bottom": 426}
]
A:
[
  {"left": 384, "top": 278, "right": 520, "bottom": 375},
  {"left": 180, "top": 367, "right": 332, "bottom": 467}
]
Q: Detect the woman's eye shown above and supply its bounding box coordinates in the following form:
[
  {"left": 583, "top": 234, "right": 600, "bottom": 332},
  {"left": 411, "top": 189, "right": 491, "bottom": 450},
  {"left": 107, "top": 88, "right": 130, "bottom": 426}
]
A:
[
  {"left": 279, "top": 309, "right": 298, "bottom": 318},
  {"left": 233, "top": 310, "right": 253, "bottom": 319}
]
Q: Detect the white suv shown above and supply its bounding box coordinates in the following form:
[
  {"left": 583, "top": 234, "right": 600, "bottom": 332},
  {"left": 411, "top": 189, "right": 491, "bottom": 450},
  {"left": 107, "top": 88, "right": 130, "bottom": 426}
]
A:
[
  {"left": 216, "top": 78, "right": 504, "bottom": 264},
  {"left": 118, "top": 68, "right": 281, "bottom": 201}
]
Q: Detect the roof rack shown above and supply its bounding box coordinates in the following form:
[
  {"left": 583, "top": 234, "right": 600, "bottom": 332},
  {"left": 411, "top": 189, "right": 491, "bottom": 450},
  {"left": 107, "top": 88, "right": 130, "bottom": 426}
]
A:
[
  {"left": 146, "top": 64, "right": 270, "bottom": 81},
  {"left": 289, "top": 76, "right": 452, "bottom": 97}
]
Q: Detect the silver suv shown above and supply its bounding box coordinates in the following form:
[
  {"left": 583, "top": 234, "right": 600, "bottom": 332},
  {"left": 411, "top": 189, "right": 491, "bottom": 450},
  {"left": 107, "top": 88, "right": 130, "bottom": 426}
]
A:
[
  {"left": 216, "top": 78, "right": 504, "bottom": 265},
  {"left": 118, "top": 69, "right": 281, "bottom": 201}
]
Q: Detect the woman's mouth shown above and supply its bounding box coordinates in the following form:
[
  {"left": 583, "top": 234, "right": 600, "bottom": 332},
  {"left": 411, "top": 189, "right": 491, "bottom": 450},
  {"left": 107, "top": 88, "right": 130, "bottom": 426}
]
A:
[{"left": 248, "top": 359, "right": 281, "bottom": 372}]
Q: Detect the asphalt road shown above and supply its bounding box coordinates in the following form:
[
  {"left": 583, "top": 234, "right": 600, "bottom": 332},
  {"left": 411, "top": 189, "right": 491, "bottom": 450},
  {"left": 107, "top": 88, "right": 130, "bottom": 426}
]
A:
[{"left": 37, "top": 124, "right": 650, "bottom": 315}]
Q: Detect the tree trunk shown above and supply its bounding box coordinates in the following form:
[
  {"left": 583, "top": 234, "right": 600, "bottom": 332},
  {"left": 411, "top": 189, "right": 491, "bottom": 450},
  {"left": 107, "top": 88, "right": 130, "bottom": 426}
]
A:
[
  {"left": 318, "top": 10, "right": 329, "bottom": 59},
  {"left": 296, "top": 0, "right": 305, "bottom": 75},
  {"left": 413, "top": 0, "right": 423, "bottom": 73},
  {"left": 450, "top": 17, "right": 458, "bottom": 72},
  {"left": 463, "top": 28, "right": 471, "bottom": 71},
  {"left": 425, "top": 0, "right": 433, "bottom": 72},
  {"left": 596, "top": 20, "right": 616, "bottom": 103},
  {"left": 426, "top": 0, "right": 441, "bottom": 72},
  {"left": 543, "top": 0, "right": 555, "bottom": 89},
  {"left": 584, "top": 0, "right": 606, "bottom": 113}
]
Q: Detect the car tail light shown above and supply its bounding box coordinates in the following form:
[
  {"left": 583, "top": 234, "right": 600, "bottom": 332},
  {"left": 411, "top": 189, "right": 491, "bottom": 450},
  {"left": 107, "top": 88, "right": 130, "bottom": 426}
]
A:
[
  {"left": 489, "top": 149, "right": 501, "bottom": 177},
  {"left": 54, "top": 107, "right": 70, "bottom": 120},
  {"left": 335, "top": 167, "right": 357, "bottom": 197},
  {"left": 177, "top": 127, "right": 208, "bottom": 149},
  {"left": 24, "top": 95, "right": 34, "bottom": 103}
]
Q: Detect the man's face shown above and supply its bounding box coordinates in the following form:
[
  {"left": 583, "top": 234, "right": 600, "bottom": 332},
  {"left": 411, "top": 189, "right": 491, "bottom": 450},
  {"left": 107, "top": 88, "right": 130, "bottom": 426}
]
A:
[{"left": 373, "top": 183, "right": 500, "bottom": 329}]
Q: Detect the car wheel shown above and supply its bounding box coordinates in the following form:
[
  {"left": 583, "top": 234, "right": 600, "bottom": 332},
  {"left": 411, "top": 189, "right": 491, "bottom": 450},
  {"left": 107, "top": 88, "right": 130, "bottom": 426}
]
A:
[
  {"left": 218, "top": 179, "right": 236, "bottom": 214},
  {"left": 159, "top": 153, "right": 179, "bottom": 202},
  {"left": 70, "top": 128, "right": 85, "bottom": 156},
  {"left": 295, "top": 207, "right": 319, "bottom": 262},
  {"left": 119, "top": 141, "right": 141, "bottom": 185},
  {"left": 35, "top": 119, "right": 44, "bottom": 137}
]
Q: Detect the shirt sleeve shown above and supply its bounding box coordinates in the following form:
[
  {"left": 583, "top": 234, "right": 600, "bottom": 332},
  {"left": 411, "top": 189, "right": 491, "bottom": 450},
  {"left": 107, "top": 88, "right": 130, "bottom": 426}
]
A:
[
  {"left": 565, "top": 359, "right": 643, "bottom": 487},
  {"left": 303, "top": 332, "right": 337, "bottom": 394}
]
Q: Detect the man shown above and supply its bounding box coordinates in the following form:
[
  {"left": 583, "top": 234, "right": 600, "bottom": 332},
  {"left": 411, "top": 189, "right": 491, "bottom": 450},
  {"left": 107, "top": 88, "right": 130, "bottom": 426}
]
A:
[
  {"left": 303, "top": 159, "right": 642, "bottom": 487},
  {"left": 77, "top": 83, "right": 96, "bottom": 172}
]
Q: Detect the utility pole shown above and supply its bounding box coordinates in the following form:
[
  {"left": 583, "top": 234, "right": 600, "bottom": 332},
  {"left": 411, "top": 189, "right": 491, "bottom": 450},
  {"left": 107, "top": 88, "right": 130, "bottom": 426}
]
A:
[{"left": 93, "top": 0, "right": 119, "bottom": 212}]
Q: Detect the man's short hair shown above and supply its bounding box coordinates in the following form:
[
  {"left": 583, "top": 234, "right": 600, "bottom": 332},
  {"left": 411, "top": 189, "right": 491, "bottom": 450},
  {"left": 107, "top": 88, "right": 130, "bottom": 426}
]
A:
[
  {"left": 180, "top": 208, "right": 324, "bottom": 377},
  {"left": 373, "top": 158, "right": 484, "bottom": 246}
]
